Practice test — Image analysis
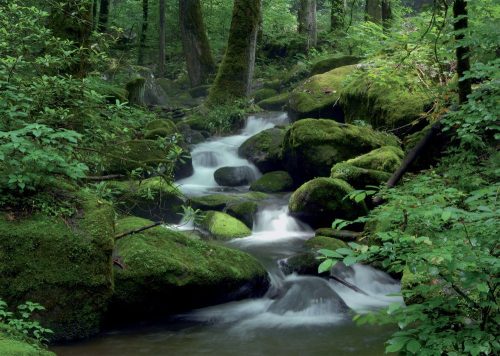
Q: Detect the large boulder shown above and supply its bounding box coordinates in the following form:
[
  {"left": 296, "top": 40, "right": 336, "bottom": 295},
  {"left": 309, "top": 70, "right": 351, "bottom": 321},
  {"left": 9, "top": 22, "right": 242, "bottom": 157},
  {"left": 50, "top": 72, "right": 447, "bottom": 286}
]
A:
[
  {"left": 289, "top": 178, "right": 367, "bottom": 228},
  {"left": 288, "top": 65, "right": 356, "bottom": 121},
  {"left": 344, "top": 146, "right": 404, "bottom": 172},
  {"left": 0, "top": 193, "right": 114, "bottom": 342},
  {"left": 189, "top": 192, "right": 268, "bottom": 212},
  {"left": 258, "top": 92, "right": 290, "bottom": 111},
  {"left": 200, "top": 211, "right": 252, "bottom": 240},
  {"left": 250, "top": 171, "right": 294, "bottom": 193},
  {"left": 238, "top": 127, "right": 285, "bottom": 173},
  {"left": 310, "top": 55, "right": 360, "bottom": 75},
  {"left": 253, "top": 88, "right": 278, "bottom": 102},
  {"left": 214, "top": 166, "right": 257, "bottom": 187},
  {"left": 225, "top": 201, "right": 258, "bottom": 229},
  {"left": 143, "top": 119, "right": 177, "bottom": 140},
  {"left": 107, "top": 177, "right": 185, "bottom": 223},
  {"left": 110, "top": 217, "right": 268, "bottom": 320},
  {"left": 330, "top": 163, "right": 391, "bottom": 189},
  {"left": 282, "top": 119, "right": 399, "bottom": 184}
]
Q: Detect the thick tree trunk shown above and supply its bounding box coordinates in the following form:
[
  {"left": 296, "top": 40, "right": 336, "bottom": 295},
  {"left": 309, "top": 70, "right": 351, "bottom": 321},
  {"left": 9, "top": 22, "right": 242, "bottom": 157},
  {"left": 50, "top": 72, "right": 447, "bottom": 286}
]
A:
[
  {"left": 98, "top": 0, "right": 110, "bottom": 32},
  {"left": 298, "top": 0, "right": 317, "bottom": 50},
  {"left": 453, "top": 0, "right": 471, "bottom": 104},
  {"left": 207, "top": 0, "right": 262, "bottom": 105},
  {"left": 158, "top": 0, "right": 166, "bottom": 76},
  {"left": 179, "top": 0, "right": 215, "bottom": 87},
  {"left": 330, "top": 0, "right": 345, "bottom": 32},
  {"left": 138, "top": 0, "right": 149, "bottom": 65},
  {"left": 365, "top": 0, "right": 382, "bottom": 23}
]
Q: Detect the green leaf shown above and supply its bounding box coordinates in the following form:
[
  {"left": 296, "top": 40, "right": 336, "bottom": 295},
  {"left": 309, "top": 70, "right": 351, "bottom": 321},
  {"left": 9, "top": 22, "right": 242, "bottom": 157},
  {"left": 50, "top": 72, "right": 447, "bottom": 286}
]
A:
[
  {"left": 318, "top": 249, "right": 343, "bottom": 259},
  {"left": 406, "top": 340, "right": 421, "bottom": 354},
  {"left": 318, "top": 259, "right": 335, "bottom": 274},
  {"left": 441, "top": 209, "right": 452, "bottom": 221}
]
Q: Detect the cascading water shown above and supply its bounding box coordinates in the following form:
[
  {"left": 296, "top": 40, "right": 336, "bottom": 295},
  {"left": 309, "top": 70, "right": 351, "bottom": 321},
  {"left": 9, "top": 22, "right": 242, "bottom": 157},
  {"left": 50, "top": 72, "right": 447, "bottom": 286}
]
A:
[{"left": 53, "top": 112, "right": 403, "bottom": 355}]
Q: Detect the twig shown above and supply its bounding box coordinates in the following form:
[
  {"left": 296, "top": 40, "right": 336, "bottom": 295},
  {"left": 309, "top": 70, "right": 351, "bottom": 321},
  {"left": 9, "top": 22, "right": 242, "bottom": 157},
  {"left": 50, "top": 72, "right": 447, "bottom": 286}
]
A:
[
  {"left": 115, "top": 221, "right": 163, "bottom": 240},
  {"left": 83, "top": 174, "right": 125, "bottom": 181}
]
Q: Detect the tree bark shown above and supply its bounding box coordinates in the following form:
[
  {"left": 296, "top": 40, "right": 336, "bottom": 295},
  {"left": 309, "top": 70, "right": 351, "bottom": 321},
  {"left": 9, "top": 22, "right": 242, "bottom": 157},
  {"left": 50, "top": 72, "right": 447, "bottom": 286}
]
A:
[
  {"left": 92, "top": 0, "right": 98, "bottom": 30},
  {"left": 179, "top": 0, "right": 215, "bottom": 87},
  {"left": 330, "top": 0, "right": 345, "bottom": 32},
  {"left": 138, "top": 0, "right": 149, "bottom": 65},
  {"left": 207, "top": 0, "right": 262, "bottom": 105},
  {"left": 158, "top": 0, "right": 166, "bottom": 76},
  {"left": 298, "top": 0, "right": 317, "bottom": 50},
  {"left": 98, "top": 0, "right": 110, "bottom": 32},
  {"left": 365, "top": 0, "right": 382, "bottom": 23},
  {"left": 453, "top": 0, "right": 472, "bottom": 104}
]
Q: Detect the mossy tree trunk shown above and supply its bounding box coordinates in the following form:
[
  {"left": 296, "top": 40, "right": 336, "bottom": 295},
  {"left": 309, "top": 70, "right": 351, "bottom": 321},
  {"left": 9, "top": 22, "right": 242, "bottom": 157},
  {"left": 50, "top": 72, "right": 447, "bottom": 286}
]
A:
[
  {"left": 330, "top": 0, "right": 345, "bottom": 32},
  {"left": 453, "top": 0, "right": 471, "bottom": 104},
  {"left": 98, "top": 0, "right": 110, "bottom": 32},
  {"left": 49, "top": 0, "right": 93, "bottom": 77},
  {"left": 298, "top": 0, "right": 317, "bottom": 50},
  {"left": 138, "top": 0, "right": 149, "bottom": 65},
  {"left": 179, "top": 0, "right": 215, "bottom": 87},
  {"left": 92, "top": 0, "right": 98, "bottom": 29},
  {"left": 207, "top": 0, "right": 262, "bottom": 105},
  {"left": 365, "top": 0, "right": 391, "bottom": 26},
  {"left": 158, "top": 0, "right": 166, "bottom": 76}
]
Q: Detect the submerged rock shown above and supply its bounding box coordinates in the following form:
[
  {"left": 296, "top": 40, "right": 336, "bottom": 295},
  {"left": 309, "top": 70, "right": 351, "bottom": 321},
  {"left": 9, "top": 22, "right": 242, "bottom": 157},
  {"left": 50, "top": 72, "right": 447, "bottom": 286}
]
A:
[
  {"left": 111, "top": 216, "right": 269, "bottom": 320},
  {"left": 238, "top": 127, "right": 286, "bottom": 173},
  {"left": 289, "top": 178, "right": 367, "bottom": 228},
  {"left": 250, "top": 171, "right": 294, "bottom": 193},
  {"left": 282, "top": 119, "right": 399, "bottom": 184},
  {"left": 200, "top": 211, "right": 252, "bottom": 240},
  {"left": 214, "top": 166, "right": 257, "bottom": 187},
  {"left": 0, "top": 193, "right": 114, "bottom": 341}
]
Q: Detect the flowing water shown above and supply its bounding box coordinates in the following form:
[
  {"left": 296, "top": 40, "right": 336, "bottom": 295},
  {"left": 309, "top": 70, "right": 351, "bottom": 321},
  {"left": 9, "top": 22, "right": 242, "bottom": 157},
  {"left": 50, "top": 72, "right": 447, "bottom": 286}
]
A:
[{"left": 53, "top": 112, "right": 402, "bottom": 355}]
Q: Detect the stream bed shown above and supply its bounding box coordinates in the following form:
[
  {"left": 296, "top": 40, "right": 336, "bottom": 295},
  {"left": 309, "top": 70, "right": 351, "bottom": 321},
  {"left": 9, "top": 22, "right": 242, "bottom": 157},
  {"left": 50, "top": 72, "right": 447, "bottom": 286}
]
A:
[{"left": 53, "top": 112, "right": 402, "bottom": 355}]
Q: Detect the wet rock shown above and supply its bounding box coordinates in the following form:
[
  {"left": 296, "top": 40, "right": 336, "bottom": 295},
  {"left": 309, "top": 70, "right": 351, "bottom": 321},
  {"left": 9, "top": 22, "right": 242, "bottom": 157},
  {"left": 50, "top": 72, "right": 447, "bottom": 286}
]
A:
[
  {"left": 258, "top": 92, "right": 290, "bottom": 111},
  {"left": 200, "top": 211, "right": 252, "bottom": 240},
  {"left": 214, "top": 166, "right": 257, "bottom": 187},
  {"left": 239, "top": 127, "right": 286, "bottom": 173},
  {"left": 250, "top": 171, "right": 294, "bottom": 193}
]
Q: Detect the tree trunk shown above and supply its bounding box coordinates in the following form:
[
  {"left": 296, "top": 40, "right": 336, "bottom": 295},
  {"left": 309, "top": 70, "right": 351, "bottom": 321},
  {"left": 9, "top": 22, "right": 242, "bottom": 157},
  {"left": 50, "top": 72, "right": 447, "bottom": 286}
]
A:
[
  {"left": 138, "top": 0, "right": 149, "bottom": 65},
  {"left": 330, "top": 0, "right": 345, "bottom": 32},
  {"left": 179, "top": 0, "right": 215, "bottom": 87},
  {"left": 98, "top": 0, "right": 110, "bottom": 32},
  {"left": 453, "top": 0, "right": 471, "bottom": 104},
  {"left": 207, "top": 0, "right": 262, "bottom": 105},
  {"left": 365, "top": 0, "right": 391, "bottom": 26},
  {"left": 298, "top": 0, "right": 317, "bottom": 50},
  {"left": 49, "top": 0, "right": 93, "bottom": 77},
  {"left": 92, "top": 0, "right": 98, "bottom": 30},
  {"left": 158, "top": 0, "right": 166, "bottom": 76}
]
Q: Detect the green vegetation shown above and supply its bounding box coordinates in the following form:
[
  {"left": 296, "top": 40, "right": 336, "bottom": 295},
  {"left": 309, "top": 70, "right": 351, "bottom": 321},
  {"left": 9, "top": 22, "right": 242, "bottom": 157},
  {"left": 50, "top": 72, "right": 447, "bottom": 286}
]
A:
[
  {"left": 200, "top": 211, "right": 252, "bottom": 240},
  {"left": 250, "top": 171, "right": 294, "bottom": 193}
]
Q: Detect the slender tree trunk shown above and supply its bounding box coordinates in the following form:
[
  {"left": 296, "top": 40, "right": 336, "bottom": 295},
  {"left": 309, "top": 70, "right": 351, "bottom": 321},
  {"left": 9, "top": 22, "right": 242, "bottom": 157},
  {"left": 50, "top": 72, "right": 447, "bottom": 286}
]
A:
[
  {"left": 179, "top": 0, "right": 215, "bottom": 87},
  {"left": 158, "top": 0, "right": 166, "bottom": 76},
  {"left": 138, "top": 0, "right": 149, "bottom": 65},
  {"left": 298, "top": 0, "right": 317, "bottom": 50},
  {"left": 453, "top": 0, "right": 471, "bottom": 104},
  {"left": 330, "top": 0, "right": 345, "bottom": 32},
  {"left": 365, "top": 0, "right": 391, "bottom": 26},
  {"left": 98, "top": 0, "right": 110, "bottom": 32},
  {"left": 92, "top": 0, "right": 98, "bottom": 30},
  {"left": 207, "top": 0, "right": 262, "bottom": 105}
]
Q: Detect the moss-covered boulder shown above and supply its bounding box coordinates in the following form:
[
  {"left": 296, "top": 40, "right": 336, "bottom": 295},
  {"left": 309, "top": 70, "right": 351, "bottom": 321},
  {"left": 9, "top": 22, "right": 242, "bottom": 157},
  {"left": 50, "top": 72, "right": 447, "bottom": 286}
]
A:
[
  {"left": 345, "top": 146, "right": 404, "bottom": 172},
  {"left": 257, "top": 92, "right": 290, "bottom": 111},
  {"left": 288, "top": 65, "right": 356, "bottom": 121},
  {"left": 289, "top": 178, "right": 367, "bottom": 228},
  {"left": 107, "top": 177, "right": 185, "bottom": 223},
  {"left": 310, "top": 55, "right": 360, "bottom": 75},
  {"left": 330, "top": 163, "right": 391, "bottom": 189},
  {"left": 189, "top": 84, "right": 211, "bottom": 98},
  {"left": 238, "top": 127, "right": 285, "bottom": 173},
  {"left": 189, "top": 192, "right": 268, "bottom": 212},
  {"left": 0, "top": 331, "right": 54, "bottom": 356},
  {"left": 200, "top": 211, "right": 252, "bottom": 240},
  {"left": 111, "top": 217, "right": 268, "bottom": 320},
  {"left": 263, "top": 79, "right": 281, "bottom": 90},
  {"left": 250, "top": 171, "right": 294, "bottom": 193},
  {"left": 282, "top": 119, "right": 399, "bottom": 184},
  {"left": 144, "top": 119, "right": 177, "bottom": 140},
  {"left": 340, "top": 65, "right": 431, "bottom": 130},
  {"left": 314, "top": 228, "right": 360, "bottom": 242},
  {"left": 214, "top": 166, "right": 257, "bottom": 187},
  {"left": 226, "top": 201, "right": 258, "bottom": 228},
  {"left": 253, "top": 88, "right": 278, "bottom": 102},
  {"left": 105, "top": 139, "right": 168, "bottom": 174},
  {"left": 305, "top": 235, "right": 347, "bottom": 251},
  {"left": 0, "top": 194, "right": 114, "bottom": 341}
]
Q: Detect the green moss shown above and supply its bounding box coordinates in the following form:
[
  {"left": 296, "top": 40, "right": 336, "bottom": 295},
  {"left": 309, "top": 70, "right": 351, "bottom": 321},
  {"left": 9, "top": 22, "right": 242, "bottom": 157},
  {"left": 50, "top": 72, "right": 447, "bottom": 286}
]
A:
[
  {"left": 310, "top": 55, "right": 360, "bottom": 75},
  {"left": 189, "top": 85, "right": 212, "bottom": 98},
  {"left": 238, "top": 127, "right": 286, "bottom": 173},
  {"left": 263, "top": 79, "right": 281, "bottom": 90},
  {"left": 250, "top": 171, "right": 294, "bottom": 193},
  {"left": 289, "top": 177, "right": 367, "bottom": 228},
  {"left": 84, "top": 76, "right": 128, "bottom": 103},
  {"left": 112, "top": 216, "right": 267, "bottom": 317},
  {"left": 190, "top": 192, "right": 267, "bottom": 212},
  {"left": 0, "top": 332, "right": 54, "bottom": 356},
  {"left": 257, "top": 92, "right": 290, "bottom": 111},
  {"left": 207, "top": 0, "right": 262, "bottom": 105},
  {"left": 0, "top": 193, "right": 114, "bottom": 341},
  {"left": 340, "top": 65, "right": 431, "bottom": 129},
  {"left": 108, "top": 177, "right": 185, "bottom": 222},
  {"left": 305, "top": 236, "right": 346, "bottom": 251},
  {"left": 200, "top": 211, "right": 252, "bottom": 240},
  {"left": 282, "top": 119, "right": 400, "bottom": 183},
  {"left": 288, "top": 65, "right": 356, "bottom": 119},
  {"left": 253, "top": 88, "right": 277, "bottom": 102},
  {"left": 330, "top": 162, "right": 391, "bottom": 189},
  {"left": 226, "top": 201, "right": 258, "bottom": 228},
  {"left": 144, "top": 119, "right": 178, "bottom": 140},
  {"left": 345, "top": 146, "right": 404, "bottom": 172}
]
